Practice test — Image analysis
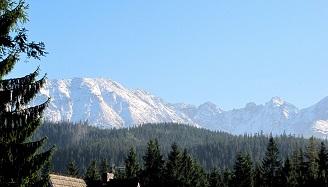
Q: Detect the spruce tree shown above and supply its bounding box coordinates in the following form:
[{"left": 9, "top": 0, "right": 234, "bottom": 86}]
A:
[
  {"left": 99, "top": 159, "right": 109, "bottom": 174},
  {"left": 233, "top": 153, "right": 252, "bottom": 187},
  {"left": 66, "top": 160, "right": 79, "bottom": 177},
  {"left": 253, "top": 163, "right": 263, "bottom": 187},
  {"left": 222, "top": 168, "right": 234, "bottom": 187},
  {"left": 292, "top": 148, "right": 306, "bottom": 186},
  {"left": 0, "top": 0, "right": 53, "bottom": 186},
  {"left": 124, "top": 147, "right": 140, "bottom": 179},
  {"left": 179, "top": 149, "right": 208, "bottom": 187},
  {"left": 163, "top": 143, "right": 182, "bottom": 186},
  {"left": 261, "top": 137, "right": 283, "bottom": 187},
  {"left": 141, "top": 139, "right": 164, "bottom": 187},
  {"left": 84, "top": 160, "right": 101, "bottom": 187},
  {"left": 318, "top": 142, "right": 328, "bottom": 187},
  {"left": 208, "top": 168, "right": 222, "bottom": 187},
  {"left": 283, "top": 157, "right": 298, "bottom": 187},
  {"left": 99, "top": 159, "right": 110, "bottom": 183},
  {"left": 179, "top": 149, "right": 194, "bottom": 187},
  {"left": 304, "top": 137, "right": 319, "bottom": 186}
]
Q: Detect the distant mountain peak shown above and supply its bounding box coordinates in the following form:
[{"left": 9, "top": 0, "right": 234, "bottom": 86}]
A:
[
  {"left": 269, "top": 96, "right": 286, "bottom": 106},
  {"left": 39, "top": 78, "right": 198, "bottom": 128},
  {"left": 36, "top": 77, "right": 328, "bottom": 138},
  {"left": 198, "top": 102, "right": 223, "bottom": 113},
  {"left": 245, "top": 102, "right": 257, "bottom": 108}
]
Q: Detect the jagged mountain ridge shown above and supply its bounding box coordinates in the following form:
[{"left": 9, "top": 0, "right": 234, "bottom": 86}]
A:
[
  {"left": 36, "top": 78, "right": 328, "bottom": 137},
  {"left": 36, "top": 78, "right": 196, "bottom": 128}
]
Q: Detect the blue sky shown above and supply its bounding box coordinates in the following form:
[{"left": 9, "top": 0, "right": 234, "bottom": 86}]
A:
[{"left": 11, "top": 0, "right": 328, "bottom": 109}]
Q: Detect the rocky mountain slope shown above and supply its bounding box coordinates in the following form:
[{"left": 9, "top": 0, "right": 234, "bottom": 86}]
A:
[
  {"left": 35, "top": 78, "right": 328, "bottom": 137},
  {"left": 36, "top": 78, "right": 195, "bottom": 128}
]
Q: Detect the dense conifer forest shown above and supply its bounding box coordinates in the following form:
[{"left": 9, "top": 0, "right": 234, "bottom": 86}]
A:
[
  {"left": 34, "top": 122, "right": 328, "bottom": 187},
  {"left": 35, "top": 122, "right": 309, "bottom": 171}
]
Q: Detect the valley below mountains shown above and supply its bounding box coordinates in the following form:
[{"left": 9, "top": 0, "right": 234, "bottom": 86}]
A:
[{"left": 35, "top": 77, "right": 328, "bottom": 138}]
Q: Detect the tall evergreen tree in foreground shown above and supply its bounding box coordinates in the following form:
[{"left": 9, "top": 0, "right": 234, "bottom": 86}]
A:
[
  {"left": 233, "top": 153, "right": 253, "bottom": 187},
  {"left": 66, "top": 160, "right": 79, "bottom": 177},
  {"left": 124, "top": 147, "right": 140, "bottom": 179},
  {"left": 0, "top": 0, "right": 52, "bottom": 186},
  {"left": 208, "top": 168, "right": 223, "bottom": 187},
  {"left": 141, "top": 139, "right": 164, "bottom": 187},
  {"left": 304, "top": 137, "right": 319, "bottom": 186},
  {"left": 163, "top": 143, "right": 182, "bottom": 186},
  {"left": 84, "top": 160, "right": 101, "bottom": 187},
  {"left": 99, "top": 159, "right": 109, "bottom": 175},
  {"left": 261, "top": 137, "right": 283, "bottom": 187},
  {"left": 318, "top": 142, "right": 328, "bottom": 187}
]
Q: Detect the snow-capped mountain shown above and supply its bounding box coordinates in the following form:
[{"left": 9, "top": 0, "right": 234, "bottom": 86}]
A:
[
  {"left": 289, "top": 97, "right": 328, "bottom": 137},
  {"left": 36, "top": 78, "right": 328, "bottom": 138},
  {"left": 174, "top": 97, "right": 299, "bottom": 135},
  {"left": 36, "top": 78, "right": 196, "bottom": 128}
]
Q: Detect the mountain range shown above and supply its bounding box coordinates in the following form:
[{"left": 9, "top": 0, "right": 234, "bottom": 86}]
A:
[{"left": 34, "top": 77, "right": 328, "bottom": 138}]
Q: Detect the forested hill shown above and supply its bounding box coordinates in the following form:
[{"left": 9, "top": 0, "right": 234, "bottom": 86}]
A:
[{"left": 35, "top": 122, "right": 313, "bottom": 173}]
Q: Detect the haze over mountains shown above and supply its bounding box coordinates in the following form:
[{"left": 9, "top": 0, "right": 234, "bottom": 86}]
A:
[{"left": 35, "top": 78, "right": 328, "bottom": 138}]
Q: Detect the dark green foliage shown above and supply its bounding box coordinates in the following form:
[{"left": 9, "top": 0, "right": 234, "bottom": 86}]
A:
[
  {"left": 124, "top": 148, "right": 139, "bottom": 179},
  {"left": 318, "top": 142, "right": 328, "bottom": 187},
  {"left": 233, "top": 153, "right": 253, "bottom": 187},
  {"left": 304, "top": 137, "right": 319, "bottom": 186},
  {"left": 84, "top": 160, "right": 101, "bottom": 187},
  {"left": 99, "top": 158, "right": 110, "bottom": 182},
  {"left": 260, "top": 137, "right": 283, "bottom": 187},
  {"left": 291, "top": 148, "right": 306, "bottom": 187},
  {"left": 141, "top": 139, "right": 164, "bottom": 187},
  {"left": 34, "top": 122, "right": 311, "bottom": 173},
  {"left": 282, "top": 158, "right": 295, "bottom": 187},
  {"left": 99, "top": 159, "right": 109, "bottom": 175},
  {"left": 163, "top": 143, "right": 182, "bottom": 186},
  {"left": 208, "top": 168, "right": 224, "bottom": 187},
  {"left": 66, "top": 160, "right": 79, "bottom": 177},
  {"left": 222, "top": 168, "right": 234, "bottom": 187},
  {"left": 253, "top": 164, "right": 263, "bottom": 187},
  {"left": 0, "top": 0, "right": 52, "bottom": 186},
  {"left": 33, "top": 123, "right": 328, "bottom": 187},
  {"left": 179, "top": 149, "right": 208, "bottom": 187}
]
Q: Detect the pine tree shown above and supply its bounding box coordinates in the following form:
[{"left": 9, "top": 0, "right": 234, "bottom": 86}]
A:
[
  {"left": 292, "top": 148, "right": 306, "bottom": 187},
  {"left": 163, "top": 143, "right": 182, "bottom": 186},
  {"left": 99, "top": 159, "right": 109, "bottom": 175},
  {"left": 179, "top": 149, "right": 194, "bottom": 187},
  {"left": 99, "top": 158, "right": 110, "bottom": 182},
  {"left": 317, "top": 142, "right": 328, "bottom": 187},
  {"left": 222, "top": 168, "right": 234, "bottom": 187},
  {"left": 40, "top": 160, "right": 52, "bottom": 185},
  {"left": 193, "top": 162, "right": 209, "bottom": 187},
  {"left": 283, "top": 157, "right": 298, "bottom": 187},
  {"left": 233, "top": 153, "right": 252, "bottom": 187},
  {"left": 125, "top": 147, "right": 140, "bottom": 179},
  {"left": 66, "top": 160, "right": 79, "bottom": 177},
  {"left": 0, "top": 1, "right": 52, "bottom": 186},
  {"left": 253, "top": 163, "right": 263, "bottom": 187},
  {"left": 304, "top": 137, "right": 319, "bottom": 186},
  {"left": 282, "top": 157, "right": 291, "bottom": 184},
  {"left": 261, "top": 137, "right": 283, "bottom": 187},
  {"left": 179, "top": 149, "right": 208, "bottom": 187},
  {"left": 141, "top": 139, "right": 164, "bottom": 187},
  {"left": 84, "top": 160, "right": 101, "bottom": 187},
  {"left": 208, "top": 168, "right": 223, "bottom": 187}
]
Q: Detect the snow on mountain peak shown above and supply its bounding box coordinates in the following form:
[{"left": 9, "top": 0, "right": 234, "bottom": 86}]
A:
[
  {"left": 39, "top": 78, "right": 197, "bottom": 128},
  {"left": 36, "top": 77, "right": 328, "bottom": 138},
  {"left": 269, "top": 96, "right": 285, "bottom": 107}
]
